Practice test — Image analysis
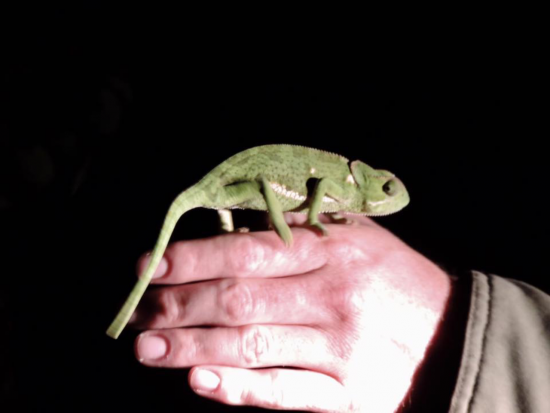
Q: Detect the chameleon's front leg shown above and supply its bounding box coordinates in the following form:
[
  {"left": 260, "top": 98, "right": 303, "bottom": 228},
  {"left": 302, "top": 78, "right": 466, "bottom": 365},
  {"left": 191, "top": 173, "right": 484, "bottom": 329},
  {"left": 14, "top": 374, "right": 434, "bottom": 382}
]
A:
[
  {"left": 307, "top": 178, "right": 346, "bottom": 236},
  {"left": 260, "top": 177, "right": 293, "bottom": 247}
]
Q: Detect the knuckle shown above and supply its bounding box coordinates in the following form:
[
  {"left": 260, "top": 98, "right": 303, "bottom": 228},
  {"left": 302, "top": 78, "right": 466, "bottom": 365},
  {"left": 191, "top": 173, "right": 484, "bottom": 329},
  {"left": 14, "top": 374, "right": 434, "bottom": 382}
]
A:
[
  {"left": 237, "top": 370, "right": 283, "bottom": 408},
  {"left": 227, "top": 236, "right": 265, "bottom": 276},
  {"left": 346, "top": 399, "right": 362, "bottom": 413},
  {"left": 327, "top": 240, "right": 368, "bottom": 265},
  {"left": 324, "top": 279, "right": 369, "bottom": 361},
  {"left": 238, "top": 387, "right": 257, "bottom": 405},
  {"left": 329, "top": 279, "right": 367, "bottom": 322},
  {"left": 267, "top": 370, "right": 285, "bottom": 407},
  {"left": 155, "top": 289, "right": 181, "bottom": 325},
  {"left": 220, "top": 379, "right": 250, "bottom": 406},
  {"left": 182, "top": 335, "right": 200, "bottom": 361},
  {"left": 220, "top": 281, "right": 258, "bottom": 324},
  {"left": 175, "top": 243, "right": 198, "bottom": 277},
  {"left": 238, "top": 325, "right": 272, "bottom": 366}
]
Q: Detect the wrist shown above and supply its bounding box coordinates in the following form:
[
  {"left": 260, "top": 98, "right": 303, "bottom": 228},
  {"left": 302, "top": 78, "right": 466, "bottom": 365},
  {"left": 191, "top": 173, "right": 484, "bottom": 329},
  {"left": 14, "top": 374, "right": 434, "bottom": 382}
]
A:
[{"left": 399, "top": 272, "right": 472, "bottom": 412}]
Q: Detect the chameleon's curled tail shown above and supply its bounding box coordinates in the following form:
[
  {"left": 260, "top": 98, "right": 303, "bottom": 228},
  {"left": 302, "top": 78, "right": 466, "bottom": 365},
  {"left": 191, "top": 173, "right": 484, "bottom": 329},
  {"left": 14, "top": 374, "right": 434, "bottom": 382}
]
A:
[{"left": 106, "top": 186, "right": 206, "bottom": 339}]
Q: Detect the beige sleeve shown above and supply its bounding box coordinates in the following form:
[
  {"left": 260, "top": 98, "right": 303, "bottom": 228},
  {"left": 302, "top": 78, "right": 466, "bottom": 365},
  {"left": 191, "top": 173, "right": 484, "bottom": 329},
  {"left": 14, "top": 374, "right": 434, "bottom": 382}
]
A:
[{"left": 450, "top": 271, "right": 550, "bottom": 413}]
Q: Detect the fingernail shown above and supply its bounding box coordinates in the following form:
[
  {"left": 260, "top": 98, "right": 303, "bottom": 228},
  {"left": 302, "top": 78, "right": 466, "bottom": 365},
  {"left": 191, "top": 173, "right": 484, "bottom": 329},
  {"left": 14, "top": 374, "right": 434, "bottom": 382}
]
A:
[
  {"left": 138, "top": 335, "right": 169, "bottom": 361},
  {"left": 192, "top": 369, "right": 220, "bottom": 392},
  {"left": 142, "top": 255, "right": 168, "bottom": 279},
  {"left": 153, "top": 257, "right": 168, "bottom": 279}
]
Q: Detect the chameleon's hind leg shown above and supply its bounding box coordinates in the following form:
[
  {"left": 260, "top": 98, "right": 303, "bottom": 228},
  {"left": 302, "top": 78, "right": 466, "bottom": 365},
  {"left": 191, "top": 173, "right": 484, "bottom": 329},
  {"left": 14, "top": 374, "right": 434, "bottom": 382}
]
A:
[
  {"left": 222, "top": 178, "right": 343, "bottom": 242},
  {"left": 308, "top": 178, "right": 347, "bottom": 236},
  {"left": 259, "top": 177, "right": 293, "bottom": 247},
  {"left": 219, "top": 179, "right": 292, "bottom": 246},
  {"left": 218, "top": 209, "right": 234, "bottom": 232},
  {"left": 217, "top": 209, "right": 249, "bottom": 233}
]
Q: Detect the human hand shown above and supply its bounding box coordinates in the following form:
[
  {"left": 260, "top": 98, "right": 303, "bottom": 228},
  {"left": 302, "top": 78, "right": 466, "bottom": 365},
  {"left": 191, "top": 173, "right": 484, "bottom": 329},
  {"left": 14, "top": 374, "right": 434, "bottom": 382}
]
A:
[{"left": 130, "top": 215, "right": 451, "bottom": 412}]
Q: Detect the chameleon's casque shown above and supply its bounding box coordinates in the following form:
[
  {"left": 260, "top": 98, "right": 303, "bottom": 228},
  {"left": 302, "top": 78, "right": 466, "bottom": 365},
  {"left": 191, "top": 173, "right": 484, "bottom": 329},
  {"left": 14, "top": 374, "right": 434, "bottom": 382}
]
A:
[{"left": 106, "top": 144, "right": 409, "bottom": 338}]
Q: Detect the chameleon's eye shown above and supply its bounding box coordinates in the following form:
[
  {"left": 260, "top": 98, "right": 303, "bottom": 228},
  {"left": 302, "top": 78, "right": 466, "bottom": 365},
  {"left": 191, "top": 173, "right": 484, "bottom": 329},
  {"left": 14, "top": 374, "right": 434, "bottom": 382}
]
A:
[{"left": 383, "top": 179, "right": 398, "bottom": 196}]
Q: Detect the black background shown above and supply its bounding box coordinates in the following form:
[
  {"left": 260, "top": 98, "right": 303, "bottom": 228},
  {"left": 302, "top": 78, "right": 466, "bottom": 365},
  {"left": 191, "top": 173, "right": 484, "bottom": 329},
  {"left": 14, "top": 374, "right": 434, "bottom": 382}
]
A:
[{"left": 1, "top": 7, "right": 546, "bottom": 412}]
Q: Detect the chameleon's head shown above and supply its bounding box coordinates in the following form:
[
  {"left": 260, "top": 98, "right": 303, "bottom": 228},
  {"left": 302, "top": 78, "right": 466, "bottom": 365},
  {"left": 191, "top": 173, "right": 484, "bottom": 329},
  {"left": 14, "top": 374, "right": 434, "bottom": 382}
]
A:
[{"left": 351, "top": 160, "right": 410, "bottom": 216}]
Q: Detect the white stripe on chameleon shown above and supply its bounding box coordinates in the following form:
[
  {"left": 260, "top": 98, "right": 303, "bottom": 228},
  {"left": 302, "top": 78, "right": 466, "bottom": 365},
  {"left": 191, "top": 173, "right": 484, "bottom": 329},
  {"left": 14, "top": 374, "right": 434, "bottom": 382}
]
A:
[
  {"left": 346, "top": 174, "right": 355, "bottom": 184},
  {"left": 270, "top": 182, "right": 337, "bottom": 203},
  {"left": 310, "top": 167, "right": 316, "bottom": 174},
  {"left": 270, "top": 182, "right": 307, "bottom": 201}
]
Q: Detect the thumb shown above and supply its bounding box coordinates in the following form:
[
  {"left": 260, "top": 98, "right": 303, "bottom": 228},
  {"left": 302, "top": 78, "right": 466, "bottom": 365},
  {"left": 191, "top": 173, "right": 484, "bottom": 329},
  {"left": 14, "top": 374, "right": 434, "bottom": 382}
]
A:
[{"left": 189, "top": 366, "right": 352, "bottom": 412}]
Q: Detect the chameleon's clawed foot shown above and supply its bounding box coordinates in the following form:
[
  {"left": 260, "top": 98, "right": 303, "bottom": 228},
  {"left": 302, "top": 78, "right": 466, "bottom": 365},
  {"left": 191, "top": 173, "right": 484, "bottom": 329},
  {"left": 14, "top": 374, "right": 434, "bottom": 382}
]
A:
[
  {"left": 329, "top": 214, "right": 357, "bottom": 226},
  {"left": 278, "top": 226, "right": 294, "bottom": 247},
  {"left": 309, "top": 221, "right": 329, "bottom": 236}
]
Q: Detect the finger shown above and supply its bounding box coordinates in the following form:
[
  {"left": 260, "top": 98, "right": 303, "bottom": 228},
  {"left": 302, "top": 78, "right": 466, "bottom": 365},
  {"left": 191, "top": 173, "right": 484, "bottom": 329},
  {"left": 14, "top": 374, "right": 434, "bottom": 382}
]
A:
[
  {"left": 135, "top": 325, "right": 337, "bottom": 373},
  {"left": 188, "top": 366, "right": 351, "bottom": 412},
  {"left": 138, "top": 228, "right": 329, "bottom": 285},
  {"left": 130, "top": 273, "right": 330, "bottom": 329},
  {"left": 282, "top": 212, "right": 333, "bottom": 226}
]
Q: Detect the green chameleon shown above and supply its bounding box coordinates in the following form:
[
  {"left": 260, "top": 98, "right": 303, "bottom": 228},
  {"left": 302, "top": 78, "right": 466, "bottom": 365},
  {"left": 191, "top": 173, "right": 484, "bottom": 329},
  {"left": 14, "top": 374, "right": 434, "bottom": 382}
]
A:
[{"left": 106, "top": 144, "right": 410, "bottom": 339}]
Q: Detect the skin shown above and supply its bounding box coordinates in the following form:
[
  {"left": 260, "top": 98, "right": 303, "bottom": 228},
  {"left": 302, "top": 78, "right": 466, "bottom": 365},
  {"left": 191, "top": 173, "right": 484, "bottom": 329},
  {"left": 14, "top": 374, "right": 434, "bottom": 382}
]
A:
[
  {"left": 106, "top": 145, "right": 410, "bottom": 339},
  {"left": 130, "top": 214, "right": 451, "bottom": 412}
]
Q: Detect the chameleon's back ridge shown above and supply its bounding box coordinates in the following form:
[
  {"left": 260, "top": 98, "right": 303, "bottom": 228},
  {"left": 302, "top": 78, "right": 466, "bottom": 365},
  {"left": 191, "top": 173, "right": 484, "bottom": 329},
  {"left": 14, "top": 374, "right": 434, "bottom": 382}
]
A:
[{"left": 201, "top": 144, "right": 349, "bottom": 186}]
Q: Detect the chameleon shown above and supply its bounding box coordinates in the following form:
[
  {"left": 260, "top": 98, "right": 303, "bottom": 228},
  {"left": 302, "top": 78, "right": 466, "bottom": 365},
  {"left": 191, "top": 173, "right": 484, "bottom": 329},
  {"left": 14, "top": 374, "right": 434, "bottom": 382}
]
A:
[{"left": 106, "top": 144, "right": 410, "bottom": 339}]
